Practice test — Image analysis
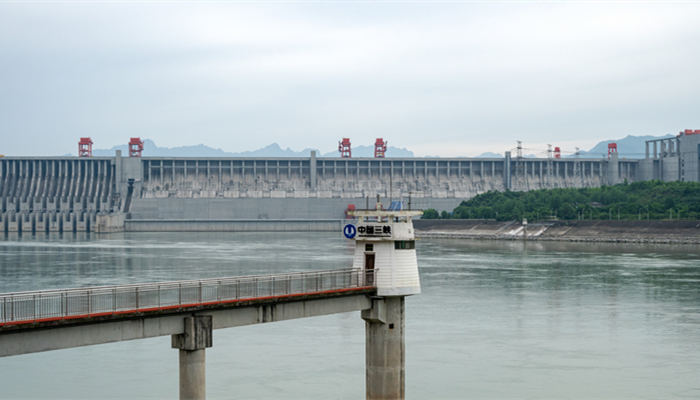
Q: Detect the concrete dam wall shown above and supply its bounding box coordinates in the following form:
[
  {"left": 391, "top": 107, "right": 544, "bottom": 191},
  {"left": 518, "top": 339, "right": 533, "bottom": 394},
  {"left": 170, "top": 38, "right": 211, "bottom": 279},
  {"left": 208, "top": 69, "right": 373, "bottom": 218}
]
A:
[
  {"left": 0, "top": 157, "right": 123, "bottom": 233},
  {"left": 638, "top": 133, "right": 700, "bottom": 183},
  {"left": 134, "top": 154, "right": 629, "bottom": 219},
  {"left": 1, "top": 152, "right": 637, "bottom": 233}
]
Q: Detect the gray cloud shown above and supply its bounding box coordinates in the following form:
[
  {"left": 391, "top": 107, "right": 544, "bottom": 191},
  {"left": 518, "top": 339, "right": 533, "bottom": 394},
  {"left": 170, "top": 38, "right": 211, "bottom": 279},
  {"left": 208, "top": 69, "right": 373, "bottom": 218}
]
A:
[{"left": 1, "top": 2, "right": 699, "bottom": 157}]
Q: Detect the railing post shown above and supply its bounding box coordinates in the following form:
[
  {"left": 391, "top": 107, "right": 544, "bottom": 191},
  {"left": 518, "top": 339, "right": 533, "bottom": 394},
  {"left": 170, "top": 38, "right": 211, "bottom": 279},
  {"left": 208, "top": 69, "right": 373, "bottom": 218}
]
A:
[
  {"left": 217, "top": 281, "right": 221, "bottom": 301},
  {"left": 198, "top": 281, "right": 202, "bottom": 303},
  {"left": 61, "top": 292, "right": 66, "bottom": 317},
  {"left": 33, "top": 294, "right": 37, "bottom": 320},
  {"left": 135, "top": 287, "right": 139, "bottom": 309},
  {"left": 157, "top": 285, "right": 161, "bottom": 308},
  {"left": 178, "top": 283, "right": 182, "bottom": 306},
  {"left": 112, "top": 288, "right": 117, "bottom": 312},
  {"left": 86, "top": 291, "right": 91, "bottom": 315}
]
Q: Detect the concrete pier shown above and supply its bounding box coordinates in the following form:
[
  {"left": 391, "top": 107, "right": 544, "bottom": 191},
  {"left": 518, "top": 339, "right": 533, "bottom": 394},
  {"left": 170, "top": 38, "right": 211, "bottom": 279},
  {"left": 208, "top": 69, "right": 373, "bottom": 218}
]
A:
[
  {"left": 179, "top": 350, "right": 206, "bottom": 400},
  {"left": 172, "top": 316, "right": 213, "bottom": 400},
  {"left": 363, "top": 297, "right": 406, "bottom": 400}
]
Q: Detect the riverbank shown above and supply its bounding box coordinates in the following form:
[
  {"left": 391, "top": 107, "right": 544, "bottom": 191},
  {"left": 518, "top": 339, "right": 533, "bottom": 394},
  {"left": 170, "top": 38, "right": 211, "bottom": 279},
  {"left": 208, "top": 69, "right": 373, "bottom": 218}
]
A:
[{"left": 414, "top": 219, "right": 700, "bottom": 244}]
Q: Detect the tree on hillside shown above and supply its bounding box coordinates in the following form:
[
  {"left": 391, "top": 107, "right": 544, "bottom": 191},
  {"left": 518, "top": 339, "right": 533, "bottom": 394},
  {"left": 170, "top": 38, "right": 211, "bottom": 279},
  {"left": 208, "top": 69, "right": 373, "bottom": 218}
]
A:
[{"left": 445, "top": 181, "right": 700, "bottom": 221}]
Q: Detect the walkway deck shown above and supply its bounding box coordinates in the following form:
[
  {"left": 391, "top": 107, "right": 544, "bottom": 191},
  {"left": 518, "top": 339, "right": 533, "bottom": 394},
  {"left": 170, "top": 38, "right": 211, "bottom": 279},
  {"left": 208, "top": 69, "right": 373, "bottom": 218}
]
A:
[{"left": 1, "top": 268, "right": 374, "bottom": 332}]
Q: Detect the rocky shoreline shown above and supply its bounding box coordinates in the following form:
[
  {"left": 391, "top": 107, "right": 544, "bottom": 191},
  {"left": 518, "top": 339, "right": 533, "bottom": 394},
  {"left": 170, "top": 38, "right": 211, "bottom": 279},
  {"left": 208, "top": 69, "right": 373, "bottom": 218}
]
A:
[{"left": 414, "top": 219, "right": 700, "bottom": 244}]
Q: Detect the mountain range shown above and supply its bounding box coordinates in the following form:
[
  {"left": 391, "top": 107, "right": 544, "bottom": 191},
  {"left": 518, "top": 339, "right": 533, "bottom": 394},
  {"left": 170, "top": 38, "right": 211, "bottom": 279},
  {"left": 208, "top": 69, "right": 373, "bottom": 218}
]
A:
[
  {"left": 87, "top": 134, "right": 674, "bottom": 159},
  {"left": 475, "top": 134, "right": 675, "bottom": 159},
  {"left": 574, "top": 134, "right": 674, "bottom": 159},
  {"left": 92, "top": 140, "right": 414, "bottom": 158}
]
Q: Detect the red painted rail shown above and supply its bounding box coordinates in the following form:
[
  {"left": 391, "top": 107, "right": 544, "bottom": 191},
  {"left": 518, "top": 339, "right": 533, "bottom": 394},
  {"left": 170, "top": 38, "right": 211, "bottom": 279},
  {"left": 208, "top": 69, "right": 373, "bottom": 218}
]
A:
[{"left": 0, "top": 268, "right": 374, "bottom": 327}]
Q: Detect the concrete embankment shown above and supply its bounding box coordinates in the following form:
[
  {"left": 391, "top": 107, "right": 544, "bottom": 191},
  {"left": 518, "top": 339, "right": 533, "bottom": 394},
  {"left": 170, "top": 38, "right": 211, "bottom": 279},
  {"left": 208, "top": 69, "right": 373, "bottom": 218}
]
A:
[{"left": 414, "top": 219, "right": 700, "bottom": 244}]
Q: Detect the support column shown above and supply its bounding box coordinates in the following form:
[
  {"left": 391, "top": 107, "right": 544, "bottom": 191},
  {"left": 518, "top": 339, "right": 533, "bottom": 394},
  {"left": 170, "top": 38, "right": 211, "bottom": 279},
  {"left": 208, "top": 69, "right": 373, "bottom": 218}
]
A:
[
  {"left": 310, "top": 151, "right": 317, "bottom": 190},
  {"left": 362, "top": 297, "right": 405, "bottom": 400},
  {"left": 504, "top": 151, "right": 512, "bottom": 190},
  {"left": 645, "top": 142, "right": 649, "bottom": 159},
  {"left": 172, "top": 315, "right": 213, "bottom": 400},
  {"left": 607, "top": 152, "right": 619, "bottom": 185}
]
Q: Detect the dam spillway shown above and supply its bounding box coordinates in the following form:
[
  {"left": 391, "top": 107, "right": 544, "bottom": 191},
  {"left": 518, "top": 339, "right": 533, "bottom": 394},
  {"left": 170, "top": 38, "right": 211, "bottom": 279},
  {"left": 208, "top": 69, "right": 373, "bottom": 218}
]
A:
[
  {"left": 0, "top": 151, "right": 643, "bottom": 233},
  {"left": 0, "top": 157, "right": 121, "bottom": 233}
]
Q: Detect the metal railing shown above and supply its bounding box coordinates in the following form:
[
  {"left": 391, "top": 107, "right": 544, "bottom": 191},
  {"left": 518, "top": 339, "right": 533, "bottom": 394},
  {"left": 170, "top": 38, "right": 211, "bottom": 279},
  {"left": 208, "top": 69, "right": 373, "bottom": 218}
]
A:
[{"left": 0, "top": 268, "right": 374, "bottom": 326}]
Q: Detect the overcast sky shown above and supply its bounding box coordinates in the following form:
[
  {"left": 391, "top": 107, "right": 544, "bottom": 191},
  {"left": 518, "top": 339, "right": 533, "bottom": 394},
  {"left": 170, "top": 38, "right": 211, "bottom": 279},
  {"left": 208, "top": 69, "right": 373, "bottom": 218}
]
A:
[{"left": 1, "top": 1, "right": 699, "bottom": 157}]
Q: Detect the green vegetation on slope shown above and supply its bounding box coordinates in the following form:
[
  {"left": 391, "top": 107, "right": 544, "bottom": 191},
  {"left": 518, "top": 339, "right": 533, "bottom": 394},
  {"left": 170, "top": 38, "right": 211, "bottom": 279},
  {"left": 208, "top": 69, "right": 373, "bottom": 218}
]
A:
[{"left": 423, "top": 181, "right": 700, "bottom": 221}]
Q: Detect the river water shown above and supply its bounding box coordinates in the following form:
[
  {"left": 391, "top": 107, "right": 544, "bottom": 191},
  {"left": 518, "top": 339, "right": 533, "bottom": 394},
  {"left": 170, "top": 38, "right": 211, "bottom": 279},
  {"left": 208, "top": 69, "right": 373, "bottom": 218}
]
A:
[{"left": 1, "top": 232, "right": 699, "bottom": 399}]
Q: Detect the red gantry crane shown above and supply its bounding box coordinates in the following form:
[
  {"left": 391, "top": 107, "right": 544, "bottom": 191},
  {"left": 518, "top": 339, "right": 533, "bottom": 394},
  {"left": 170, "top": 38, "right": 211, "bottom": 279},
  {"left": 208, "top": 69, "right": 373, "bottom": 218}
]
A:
[
  {"left": 129, "top": 137, "right": 144, "bottom": 157},
  {"left": 374, "top": 138, "right": 387, "bottom": 158},
  {"left": 78, "top": 137, "right": 93, "bottom": 157},
  {"left": 339, "top": 138, "right": 351, "bottom": 158}
]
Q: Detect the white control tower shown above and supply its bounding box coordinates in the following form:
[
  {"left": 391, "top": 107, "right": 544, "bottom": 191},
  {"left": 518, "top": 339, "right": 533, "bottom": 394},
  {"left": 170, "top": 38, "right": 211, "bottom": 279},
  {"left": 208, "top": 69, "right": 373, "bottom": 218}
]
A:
[
  {"left": 348, "top": 209, "right": 422, "bottom": 296},
  {"left": 345, "top": 203, "right": 422, "bottom": 400}
]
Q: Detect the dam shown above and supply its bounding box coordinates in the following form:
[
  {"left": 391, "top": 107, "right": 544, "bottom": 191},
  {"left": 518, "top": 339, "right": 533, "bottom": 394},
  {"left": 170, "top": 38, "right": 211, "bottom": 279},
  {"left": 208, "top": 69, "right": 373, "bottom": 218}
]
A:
[
  {"left": 1, "top": 152, "right": 628, "bottom": 233},
  {"left": 133, "top": 153, "right": 629, "bottom": 219},
  {"left": 1, "top": 130, "right": 699, "bottom": 234}
]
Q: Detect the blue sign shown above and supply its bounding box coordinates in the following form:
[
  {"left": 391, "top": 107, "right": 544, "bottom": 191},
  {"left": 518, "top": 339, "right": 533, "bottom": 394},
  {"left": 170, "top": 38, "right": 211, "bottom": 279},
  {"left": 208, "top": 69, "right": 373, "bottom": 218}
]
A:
[{"left": 343, "top": 224, "right": 357, "bottom": 239}]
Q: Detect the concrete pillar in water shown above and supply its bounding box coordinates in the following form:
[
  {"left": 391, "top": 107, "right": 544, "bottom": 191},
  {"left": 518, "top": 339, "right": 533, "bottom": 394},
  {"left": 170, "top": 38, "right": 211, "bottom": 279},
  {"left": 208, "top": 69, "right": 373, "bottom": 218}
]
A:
[
  {"left": 172, "top": 315, "right": 212, "bottom": 400},
  {"left": 363, "top": 297, "right": 405, "bottom": 400}
]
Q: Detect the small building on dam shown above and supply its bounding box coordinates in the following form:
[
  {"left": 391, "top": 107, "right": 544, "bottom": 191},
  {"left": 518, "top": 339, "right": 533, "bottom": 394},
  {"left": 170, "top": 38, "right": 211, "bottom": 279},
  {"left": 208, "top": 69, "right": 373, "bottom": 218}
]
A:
[{"left": 1, "top": 131, "right": 699, "bottom": 233}]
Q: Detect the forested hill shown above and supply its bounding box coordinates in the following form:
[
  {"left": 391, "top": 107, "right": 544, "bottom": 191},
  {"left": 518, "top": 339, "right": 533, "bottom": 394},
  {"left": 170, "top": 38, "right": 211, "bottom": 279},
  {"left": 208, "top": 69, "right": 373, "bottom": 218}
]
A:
[{"left": 423, "top": 181, "right": 700, "bottom": 221}]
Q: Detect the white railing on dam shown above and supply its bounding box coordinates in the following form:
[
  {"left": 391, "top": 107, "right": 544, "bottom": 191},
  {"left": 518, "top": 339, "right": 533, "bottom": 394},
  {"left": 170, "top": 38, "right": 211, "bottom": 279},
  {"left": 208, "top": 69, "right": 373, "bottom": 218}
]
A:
[{"left": 0, "top": 268, "right": 374, "bottom": 327}]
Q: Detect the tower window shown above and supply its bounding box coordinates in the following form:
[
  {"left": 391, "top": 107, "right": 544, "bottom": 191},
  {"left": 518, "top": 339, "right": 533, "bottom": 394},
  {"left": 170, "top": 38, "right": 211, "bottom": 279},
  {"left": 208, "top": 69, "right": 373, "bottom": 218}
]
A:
[
  {"left": 394, "top": 240, "right": 415, "bottom": 250},
  {"left": 365, "top": 244, "right": 374, "bottom": 251}
]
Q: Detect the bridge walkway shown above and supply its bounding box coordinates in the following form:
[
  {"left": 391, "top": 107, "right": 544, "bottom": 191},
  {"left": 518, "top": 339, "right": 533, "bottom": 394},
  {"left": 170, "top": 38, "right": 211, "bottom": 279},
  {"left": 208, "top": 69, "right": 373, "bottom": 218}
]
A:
[
  {"left": 0, "top": 268, "right": 386, "bottom": 399},
  {"left": 0, "top": 268, "right": 374, "bottom": 354}
]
